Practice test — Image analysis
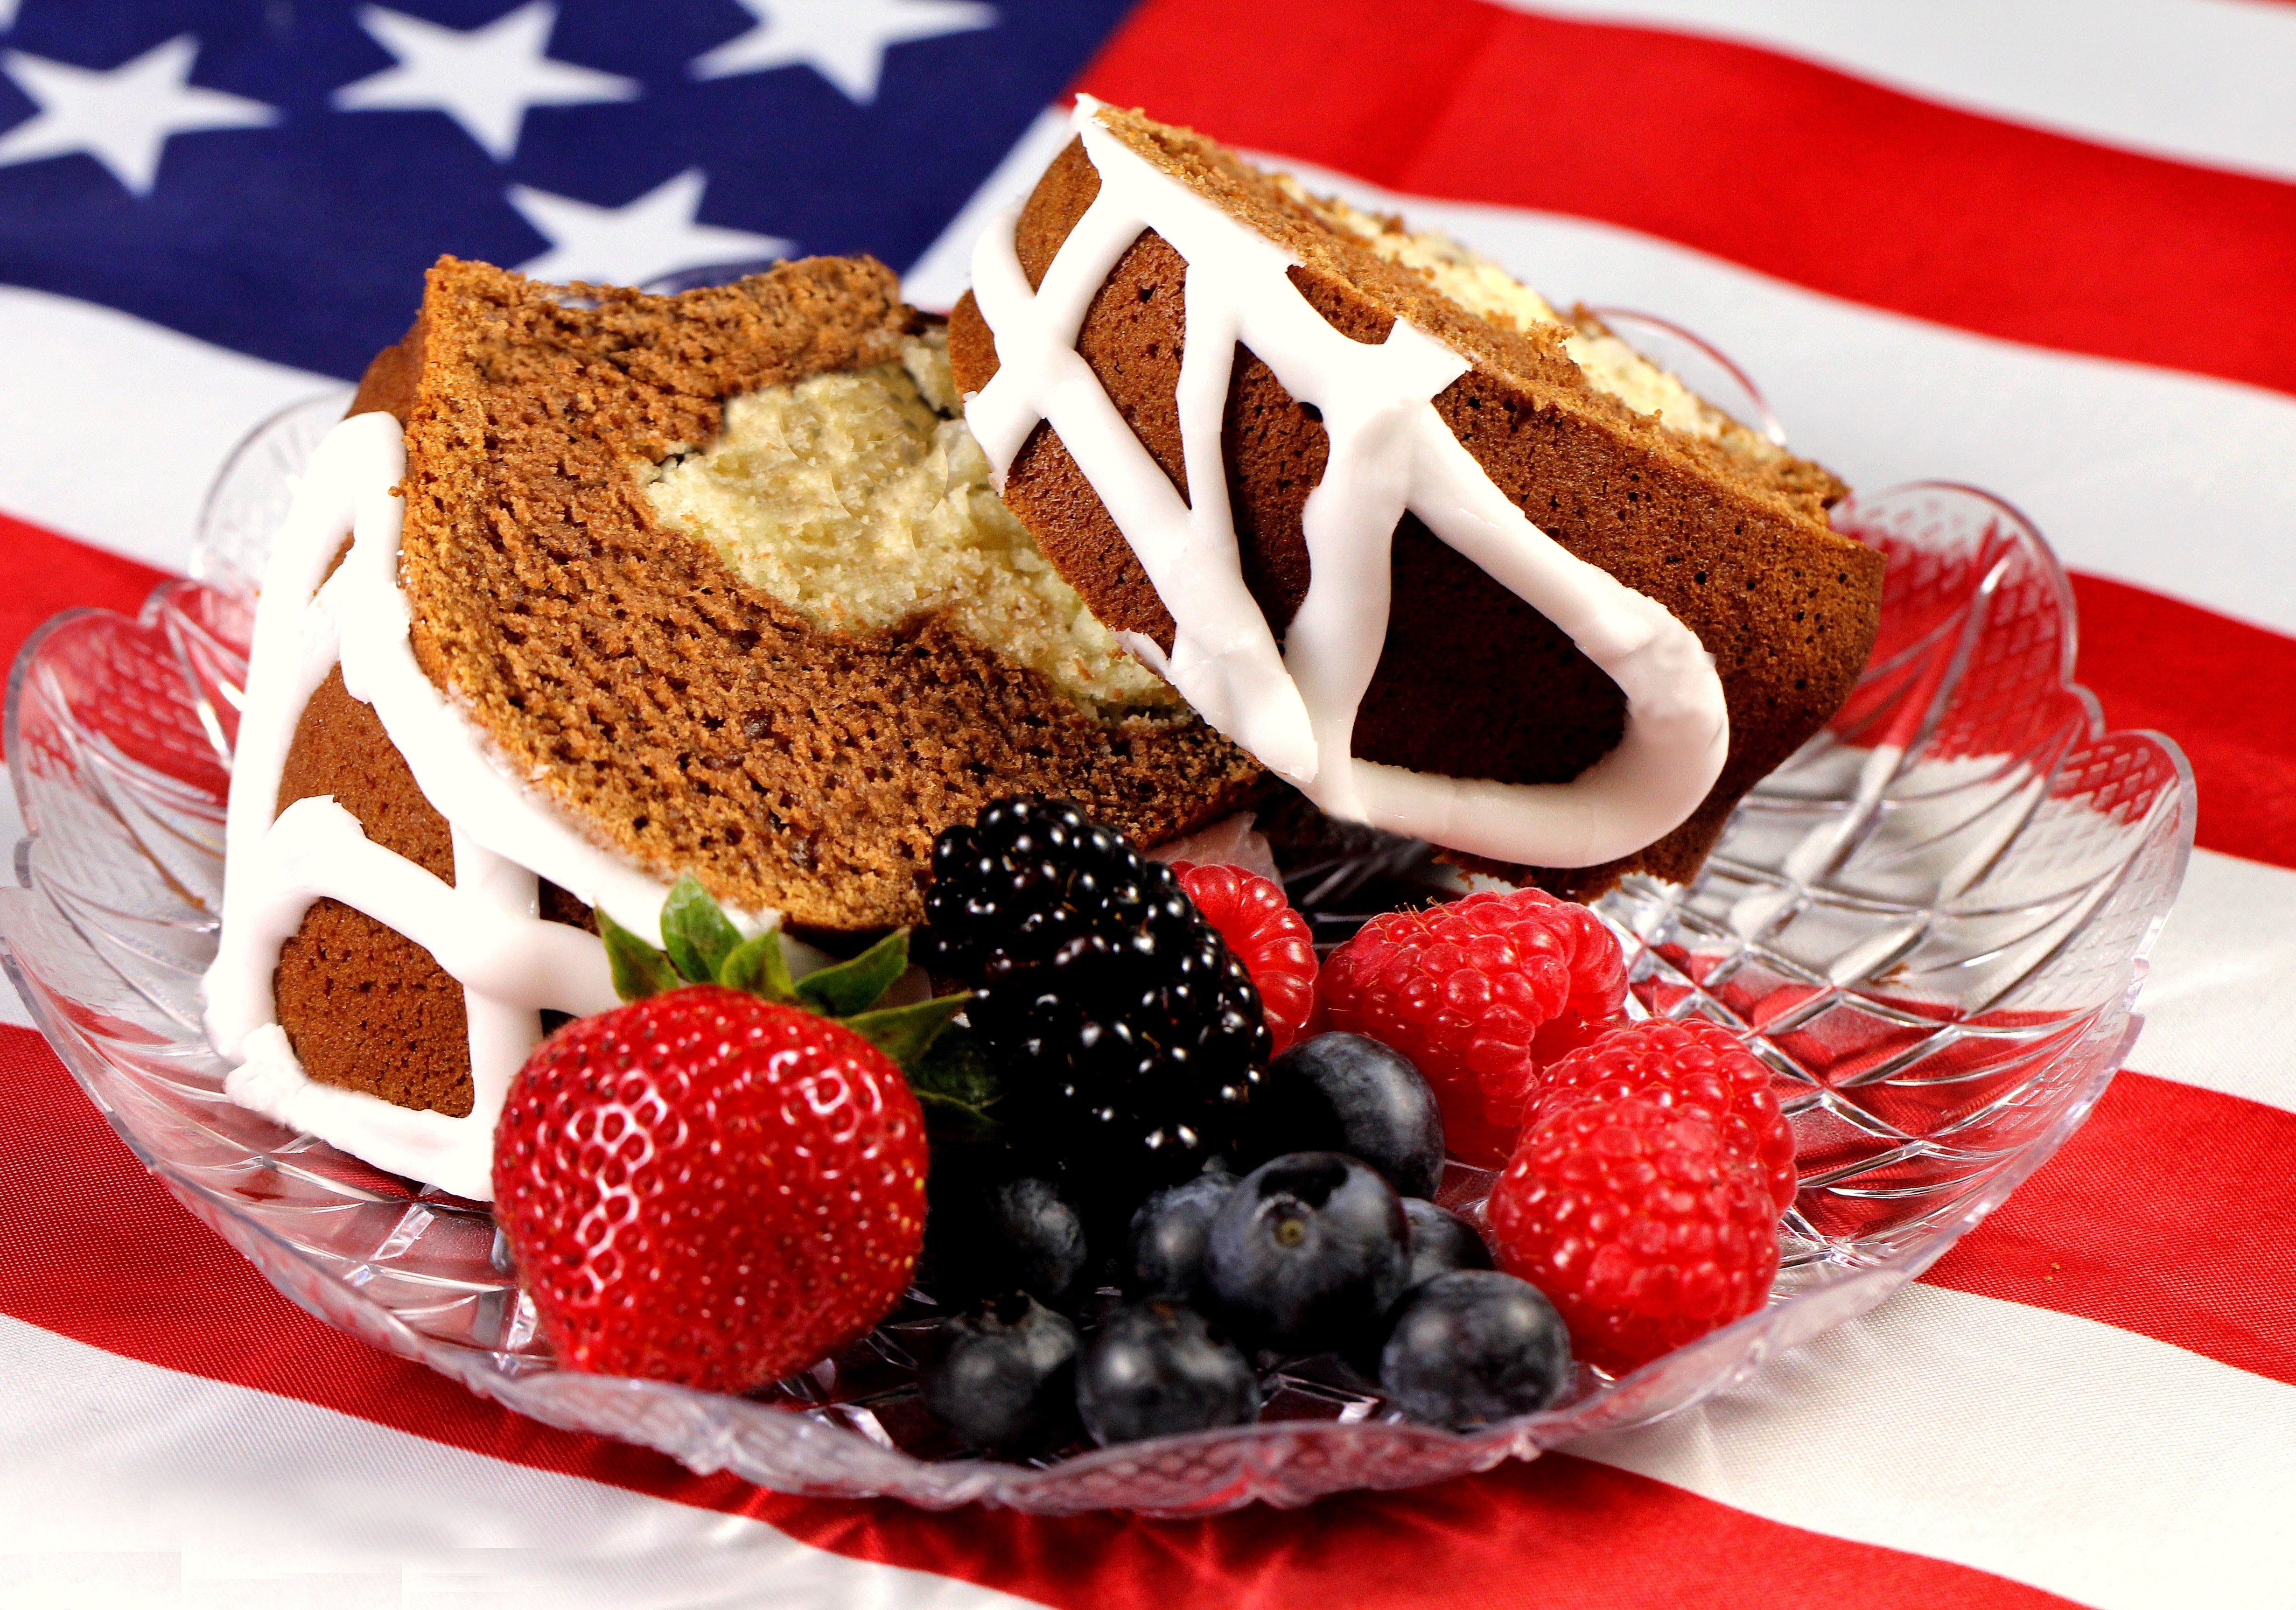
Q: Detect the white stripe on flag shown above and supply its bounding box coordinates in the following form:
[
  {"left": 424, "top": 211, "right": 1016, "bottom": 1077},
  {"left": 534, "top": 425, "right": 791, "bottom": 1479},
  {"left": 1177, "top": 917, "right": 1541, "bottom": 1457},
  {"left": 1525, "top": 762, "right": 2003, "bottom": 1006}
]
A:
[
  {"left": 7, "top": 1279, "right": 2294, "bottom": 1609},
  {"left": 1490, "top": 0, "right": 2296, "bottom": 186},
  {"left": 0, "top": 285, "right": 334, "bottom": 575},
  {"left": 2128, "top": 847, "right": 2296, "bottom": 1118},
  {"left": 0, "top": 1316, "right": 1035, "bottom": 1610},
  {"left": 1579, "top": 1282, "right": 2296, "bottom": 1610},
  {"left": 11, "top": 154, "right": 2295, "bottom": 634}
]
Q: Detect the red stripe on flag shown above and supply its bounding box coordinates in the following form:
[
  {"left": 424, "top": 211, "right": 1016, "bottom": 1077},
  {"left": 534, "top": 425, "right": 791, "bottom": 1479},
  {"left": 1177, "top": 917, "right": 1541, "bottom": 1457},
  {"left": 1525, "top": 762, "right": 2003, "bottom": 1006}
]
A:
[
  {"left": 2068, "top": 573, "right": 2296, "bottom": 872},
  {"left": 771, "top": 1449, "right": 2082, "bottom": 1610},
  {"left": 0, "top": 1023, "right": 2071, "bottom": 1609},
  {"left": 1077, "top": 0, "right": 2296, "bottom": 398},
  {"left": 0, "top": 511, "right": 166, "bottom": 714},
  {"left": 1926, "top": 1069, "right": 2296, "bottom": 1387}
]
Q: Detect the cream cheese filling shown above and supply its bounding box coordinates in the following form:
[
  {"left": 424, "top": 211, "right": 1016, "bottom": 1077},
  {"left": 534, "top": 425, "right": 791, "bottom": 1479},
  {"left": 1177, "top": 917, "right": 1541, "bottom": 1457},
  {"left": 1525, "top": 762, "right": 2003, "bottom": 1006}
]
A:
[{"left": 638, "top": 329, "right": 1179, "bottom": 721}]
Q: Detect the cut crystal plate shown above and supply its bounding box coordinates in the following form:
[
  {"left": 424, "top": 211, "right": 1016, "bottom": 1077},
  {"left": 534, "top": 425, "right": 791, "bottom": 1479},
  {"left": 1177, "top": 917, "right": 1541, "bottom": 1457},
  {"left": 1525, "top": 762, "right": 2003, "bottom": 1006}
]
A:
[{"left": 0, "top": 379, "right": 2193, "bottom": 1515}]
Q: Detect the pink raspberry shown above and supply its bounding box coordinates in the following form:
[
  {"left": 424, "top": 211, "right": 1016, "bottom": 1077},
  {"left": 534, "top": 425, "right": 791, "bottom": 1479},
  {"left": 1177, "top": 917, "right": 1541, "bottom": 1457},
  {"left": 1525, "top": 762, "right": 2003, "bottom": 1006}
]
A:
[
  {"left": 1316, "top": 888, "right": 1626, "bottom": 1166},
  {"left": 1487, "top": 1098, "right": 1780, "bottom": 1375},
  {"left": 1171, "top": 861, "right": 1318, "bottom": 1055},
  {"left": 1532, "top": 1018, "right": 1798, "bottom": 1211}
]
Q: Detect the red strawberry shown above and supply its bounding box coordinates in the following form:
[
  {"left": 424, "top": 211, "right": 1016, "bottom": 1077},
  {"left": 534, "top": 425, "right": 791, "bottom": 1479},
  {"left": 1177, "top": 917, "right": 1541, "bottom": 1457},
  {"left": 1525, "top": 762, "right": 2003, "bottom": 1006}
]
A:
[
  {"left": 494, "top": 985, "right": 929, "bottom": 1393},
  {"left": 1317, "top": 888, "right": 1626, "bottom": 1166},
  {"left": 1171, "top": 861, "right": 1318, "bottom": 1054},
  {"left": 1531, "top": 1018, "right": 1799, "bottom": 1211},
  {"left": 1486, "top": 1098, "right": 1780, "bottom": 1375}
]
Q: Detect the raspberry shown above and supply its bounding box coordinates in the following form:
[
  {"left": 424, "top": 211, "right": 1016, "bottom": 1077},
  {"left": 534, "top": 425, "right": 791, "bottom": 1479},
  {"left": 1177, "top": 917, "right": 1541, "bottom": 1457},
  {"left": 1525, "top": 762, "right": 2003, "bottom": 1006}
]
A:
[
  {"left": 1172, "top": 861, "right": 1318, "bottom": 1054},
  {"left": 1532, "top": 1018, "right": 1798, "bottom": 1211},
  {"left": 1316, "top": 888, "right": 1626, "bottom": 1166},
  {"left": 1486, "top": 1099, "right": 1780, "bottom": 1375}
]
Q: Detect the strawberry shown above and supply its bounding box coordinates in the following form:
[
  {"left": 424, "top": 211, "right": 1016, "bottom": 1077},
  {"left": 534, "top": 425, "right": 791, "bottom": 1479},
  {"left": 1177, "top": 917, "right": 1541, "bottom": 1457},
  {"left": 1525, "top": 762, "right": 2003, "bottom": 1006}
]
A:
[
  {"left": 1171, "top": 861, "right": 1319, "bottom": 1054},
  {"left": 492, "top": 876, "right": 966, "bottom": 1393}
]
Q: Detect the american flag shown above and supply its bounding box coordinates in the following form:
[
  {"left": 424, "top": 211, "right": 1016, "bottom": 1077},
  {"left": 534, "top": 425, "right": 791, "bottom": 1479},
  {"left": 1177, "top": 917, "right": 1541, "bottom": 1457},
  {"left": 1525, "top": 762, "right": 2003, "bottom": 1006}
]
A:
[{"left": 3, "top": 3, "right": 2293, "bottom": 1606}]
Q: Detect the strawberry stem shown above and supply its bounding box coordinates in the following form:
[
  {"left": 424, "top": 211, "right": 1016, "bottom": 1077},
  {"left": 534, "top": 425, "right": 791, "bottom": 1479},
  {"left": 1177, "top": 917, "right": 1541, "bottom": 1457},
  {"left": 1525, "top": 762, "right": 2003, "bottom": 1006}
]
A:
[
  {"left": 716, "top": 925, "right": 799, "bottom": 1003},
  {"left": 843, "top": 994, "right": 971, "bottom": 1066},
  {"left": 599, "top": 908, "right": 685, "bottom": 1000},
  {"left": 590, "top": 877, "right": 975, "bottom": 1075},
  {"left": 794, "top": 927, "right": 911, "bottom": 1017},
  {"left": 662, "top": 874, "right": 744, "bottom": 983}
]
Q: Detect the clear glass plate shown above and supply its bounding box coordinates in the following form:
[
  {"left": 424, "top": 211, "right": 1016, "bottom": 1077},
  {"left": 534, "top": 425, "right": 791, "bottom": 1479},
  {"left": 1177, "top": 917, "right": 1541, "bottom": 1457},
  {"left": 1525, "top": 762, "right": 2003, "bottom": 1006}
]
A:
[{"left": 0, "top": 380, "right": 2193, "bottom": 1515}]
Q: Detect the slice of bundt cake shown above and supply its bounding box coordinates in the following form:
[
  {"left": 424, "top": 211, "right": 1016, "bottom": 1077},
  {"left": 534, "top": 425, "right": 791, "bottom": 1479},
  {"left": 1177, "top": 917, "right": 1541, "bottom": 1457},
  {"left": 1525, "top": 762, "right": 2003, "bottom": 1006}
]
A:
[
  {"left": 396, "top": 256, "right": 1259, "bottom": 929},
  {"left": 204, "top": 254, "right": 1260, "bottom": 1196},
  {"left": 948, "top": 100, "right": 1885, "bottom": 896}
]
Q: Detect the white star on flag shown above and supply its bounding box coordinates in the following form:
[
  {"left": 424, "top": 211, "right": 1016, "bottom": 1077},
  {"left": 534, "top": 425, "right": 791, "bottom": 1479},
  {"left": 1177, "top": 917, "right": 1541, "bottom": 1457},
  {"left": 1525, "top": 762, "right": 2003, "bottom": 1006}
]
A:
[
  {"left": 690, "top": 0, "right": 996, "bottom": 103},
  {"left": 0, "top": 35, "right": 275, "bottom": 196},
  {"left": 333, "top": 1, "right": 639, "bottom": 162},
  {"left": 0, "top": 0, "right": 19, "bottom": 32},
  {"left": 508, "top": 169, "right": 790, "bottom": 287}
]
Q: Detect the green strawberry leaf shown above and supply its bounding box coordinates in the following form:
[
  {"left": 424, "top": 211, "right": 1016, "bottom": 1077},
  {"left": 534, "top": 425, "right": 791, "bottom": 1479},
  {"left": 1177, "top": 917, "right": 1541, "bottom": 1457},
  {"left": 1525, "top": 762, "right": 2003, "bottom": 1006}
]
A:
[
  {"left": 843, "top": 993, "right": 970, "bottom": 1068},
  {"left": 905, "top": 1019, "right": 999, "bottom": 1105},
  {"left": 716, "top": 926, "right": 799, "bottom": 1004},
  {"left": 660, "top": 873, "right": 743, "bottom": 985},
  {"left": 599, "top": 909, "right": 684, "bottom": 1001},
  {"left": 907, "top": 1026, "right": 1008, "bottom": 1146},
  {"left": 917, "top": 1089, "right": 1005, "bottom": 1146},
  {"left": 590, "top": 884, "right": 973, "bottom": 1075},
  {"left": 794, "top": 927, "right": 911, "bottom": 1018}
]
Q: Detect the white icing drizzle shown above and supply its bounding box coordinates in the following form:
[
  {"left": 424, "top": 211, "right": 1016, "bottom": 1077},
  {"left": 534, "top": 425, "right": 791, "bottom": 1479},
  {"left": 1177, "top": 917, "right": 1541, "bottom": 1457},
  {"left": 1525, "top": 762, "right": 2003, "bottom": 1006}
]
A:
[
  {"left": 202, "top": 411, "right": 792, "bottom": 1201},
  {"left": 966, "top": 100, "right": 1729, "bottom": 868}
]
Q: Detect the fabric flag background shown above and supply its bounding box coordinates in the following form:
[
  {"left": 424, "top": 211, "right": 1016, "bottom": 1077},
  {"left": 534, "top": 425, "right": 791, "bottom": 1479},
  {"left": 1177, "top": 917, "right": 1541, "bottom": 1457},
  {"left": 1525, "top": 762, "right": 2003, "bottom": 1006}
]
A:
[{"left": 2, "top": 1, "right": 2293, "bottom": 1605}]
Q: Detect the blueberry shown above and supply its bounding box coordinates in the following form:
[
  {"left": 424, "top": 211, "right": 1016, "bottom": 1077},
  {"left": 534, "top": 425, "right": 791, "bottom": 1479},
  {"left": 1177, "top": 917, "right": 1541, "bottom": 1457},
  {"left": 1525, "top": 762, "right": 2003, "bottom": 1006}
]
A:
[
  {"left": 1075, "top": 1302, "right": 1262, "bottom": 1447},
  {"left": 1246, "top": 1033, "right": 1444, "bottom": 1198},
  {"left": 1204, "top": 1152, "right": 1410, "bottom": 1351},
  {"left": 1401, "top": 1198, "right": 1493, "bottom": 1288},
  {"left": 921, "top": 1293, "right": 1082, "bottom": 1455},
  {"left": 1126, "top": 1165, "right": 1237, "bottom": 1302},
  {"left": 1338, "top": 1199, "right": 1498, "bottom": 1378},
  {"left": 924, "top": 1174, "right": 1093, "bottom": 1310},
  {"left": 1379, "top": 1270, "right": 1573, "bottom": 1429}
]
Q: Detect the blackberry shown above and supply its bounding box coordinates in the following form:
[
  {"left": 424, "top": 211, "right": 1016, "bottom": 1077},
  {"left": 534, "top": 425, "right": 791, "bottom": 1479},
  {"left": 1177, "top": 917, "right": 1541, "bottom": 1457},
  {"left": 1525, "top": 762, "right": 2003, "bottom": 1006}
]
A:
[{"left": 921, "top": 798, "right": 1270, "bottom": 1193}]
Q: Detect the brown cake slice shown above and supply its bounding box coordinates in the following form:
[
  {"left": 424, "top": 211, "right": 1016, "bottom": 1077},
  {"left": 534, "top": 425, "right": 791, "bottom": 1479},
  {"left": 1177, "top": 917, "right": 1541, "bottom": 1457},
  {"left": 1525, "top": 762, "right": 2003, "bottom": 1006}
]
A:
[
  {"left": 259, "top": 253, "right": 1260, "bottom": 1129},
  {"left": 947, "top": 104, "right": 1885, "bottom": 896}
]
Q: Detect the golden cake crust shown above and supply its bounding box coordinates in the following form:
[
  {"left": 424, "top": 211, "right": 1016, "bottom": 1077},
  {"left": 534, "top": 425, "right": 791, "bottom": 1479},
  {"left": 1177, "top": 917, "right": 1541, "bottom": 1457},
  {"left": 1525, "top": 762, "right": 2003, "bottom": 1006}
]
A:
[{"left": 947, "top": 110, "right": 1885, "bottom": 896}]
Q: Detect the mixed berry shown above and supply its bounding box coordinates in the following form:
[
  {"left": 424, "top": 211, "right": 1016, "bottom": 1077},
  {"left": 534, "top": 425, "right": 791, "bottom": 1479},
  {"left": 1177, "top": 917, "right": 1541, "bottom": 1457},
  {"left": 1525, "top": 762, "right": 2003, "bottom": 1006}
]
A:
[
  {"left": 489, "top": 798, "right": 1798, "bottom": 1456},
  {"left": 918, "top": 798, "right": 1268, "bottom": 1202}
]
